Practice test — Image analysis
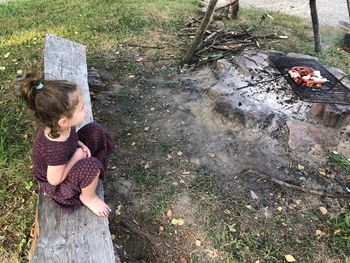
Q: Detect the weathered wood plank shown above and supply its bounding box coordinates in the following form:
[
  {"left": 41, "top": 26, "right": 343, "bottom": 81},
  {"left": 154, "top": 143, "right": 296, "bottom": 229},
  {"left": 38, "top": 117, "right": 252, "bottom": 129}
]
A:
[
  {"left": 339, "top": 20, "right": 350, "bottom": 31},
  {"left": 31, "top": 34, "right": 118, "bottom": 263},
  {"left": 44, "top": 34, "right": 93, "bottom": 129}
]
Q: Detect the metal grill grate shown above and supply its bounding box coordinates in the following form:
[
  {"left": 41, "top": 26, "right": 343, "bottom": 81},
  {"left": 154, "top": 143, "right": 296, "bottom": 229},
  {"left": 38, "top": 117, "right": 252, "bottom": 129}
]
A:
[{"left": 270, "top": 54, "right": 350, "bottom": 105}]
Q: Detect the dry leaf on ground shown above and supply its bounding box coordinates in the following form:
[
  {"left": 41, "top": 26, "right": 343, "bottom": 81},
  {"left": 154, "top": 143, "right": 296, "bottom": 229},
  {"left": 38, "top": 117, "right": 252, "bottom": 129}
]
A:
[
  {"left": 319, "top": 206, "right": 328, "bottom": 215},
  {"left": 285, "top": 254, "right": 296, "bottom": 262},
  {"left": 166, "top": 209, "right": 173, "bottom": 218}
]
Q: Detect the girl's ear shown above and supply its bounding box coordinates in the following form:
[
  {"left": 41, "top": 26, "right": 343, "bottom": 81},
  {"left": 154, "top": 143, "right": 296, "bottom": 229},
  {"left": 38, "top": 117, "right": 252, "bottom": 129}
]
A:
[{"left": 58, "top": 116, "right": 69, "bottom": 128}]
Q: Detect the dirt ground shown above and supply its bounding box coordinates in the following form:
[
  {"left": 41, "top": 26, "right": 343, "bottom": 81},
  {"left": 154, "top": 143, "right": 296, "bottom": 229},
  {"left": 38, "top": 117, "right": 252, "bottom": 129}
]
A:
[{"left": 88, "top": 44, "right": 350, "bottom": 262}]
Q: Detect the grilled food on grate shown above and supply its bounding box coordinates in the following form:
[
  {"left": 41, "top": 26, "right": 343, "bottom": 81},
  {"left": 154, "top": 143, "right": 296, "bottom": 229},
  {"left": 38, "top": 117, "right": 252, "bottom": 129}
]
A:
[{"left": 288, "top": 66, "right": 329, "bottom": 88}]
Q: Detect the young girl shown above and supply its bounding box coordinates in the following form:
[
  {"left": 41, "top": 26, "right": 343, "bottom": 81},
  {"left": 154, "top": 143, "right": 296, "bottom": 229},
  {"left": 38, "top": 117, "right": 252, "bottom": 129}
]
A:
[{"left": 19, "top": 73, "right": 115, "bottom": 217}]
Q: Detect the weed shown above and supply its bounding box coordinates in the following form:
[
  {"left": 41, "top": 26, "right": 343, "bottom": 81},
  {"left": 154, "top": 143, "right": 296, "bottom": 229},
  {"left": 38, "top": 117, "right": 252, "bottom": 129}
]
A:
[
  {"left": 149, "top": 186, "right": 177, "bottom": 217},
  {"left": 330, "top": 212, "right": 350, "bottom": 259},
  {"left": 168, "top": 80, "right": 184, "bottom": 89},
  {"left": 326, "top": 149, "right": 350, "bottom": 174}
]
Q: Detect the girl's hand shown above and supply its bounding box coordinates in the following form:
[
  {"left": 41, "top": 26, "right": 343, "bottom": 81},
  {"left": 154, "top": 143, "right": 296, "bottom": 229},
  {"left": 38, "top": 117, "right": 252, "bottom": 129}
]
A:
[
  {"left": 78, "top": 141, "right": 91, "bottom": 158},
  {"left": 74, "top": 147, "right": 86, "bottom": 160}
]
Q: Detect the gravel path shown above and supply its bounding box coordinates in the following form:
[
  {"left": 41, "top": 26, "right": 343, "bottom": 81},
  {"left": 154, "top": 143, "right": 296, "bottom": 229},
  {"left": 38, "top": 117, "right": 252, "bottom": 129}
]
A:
[{"left": 241, "top": 0, "right": 349, "bottom": 26}]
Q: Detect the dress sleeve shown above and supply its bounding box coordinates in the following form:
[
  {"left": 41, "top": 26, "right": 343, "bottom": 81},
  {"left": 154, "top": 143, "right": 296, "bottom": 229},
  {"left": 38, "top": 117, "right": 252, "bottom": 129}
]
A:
[{"left": 44, "top": 142, "right": 70, "bottom": 166}]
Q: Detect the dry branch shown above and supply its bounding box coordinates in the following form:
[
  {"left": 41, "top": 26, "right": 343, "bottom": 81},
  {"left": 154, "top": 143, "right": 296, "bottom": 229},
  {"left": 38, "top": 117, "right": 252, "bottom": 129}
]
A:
[
  {"left": 183, "top": 0, "right": 218, "bottom": 64},
  {"left": 240, "top": 169, "right": 350, "bottom": 199},
  {"left": 179, "top": 13, "right": 283, "bottom": 66}
]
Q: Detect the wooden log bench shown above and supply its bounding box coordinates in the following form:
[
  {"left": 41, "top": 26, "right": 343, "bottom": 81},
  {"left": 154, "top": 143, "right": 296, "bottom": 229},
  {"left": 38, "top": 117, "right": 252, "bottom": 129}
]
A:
[{"left": 29, "top": 34, "right": 119, "bottom": 263}]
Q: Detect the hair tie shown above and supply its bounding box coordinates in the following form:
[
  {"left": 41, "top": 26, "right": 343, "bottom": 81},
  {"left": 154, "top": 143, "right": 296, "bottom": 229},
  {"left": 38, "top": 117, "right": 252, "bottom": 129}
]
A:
[{"left": 36, "top": 83, "right": 44, "bottom": 90}]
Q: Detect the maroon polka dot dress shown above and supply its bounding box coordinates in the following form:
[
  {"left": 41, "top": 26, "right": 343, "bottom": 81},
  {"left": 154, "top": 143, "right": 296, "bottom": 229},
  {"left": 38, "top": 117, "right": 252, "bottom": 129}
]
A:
[{"left": 31, "top": 122, "right": 115, "bottom": 212}]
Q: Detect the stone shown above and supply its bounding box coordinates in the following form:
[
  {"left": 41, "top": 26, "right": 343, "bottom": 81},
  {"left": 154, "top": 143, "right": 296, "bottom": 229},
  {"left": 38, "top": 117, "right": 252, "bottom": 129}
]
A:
[
  {"left": 234, "top": 50, "right": 275, "bottom": 76},
  {"left": 287, "top": 120, "right": 340, "bottom": 150},
  {"left": 344, "top": 32, "right": 350, "bottom": 49},
  {"left": 88, "top": 67, "right": 103, "bottom": 91},
  {"left": 286, "top": 52, "right": 318, "bottom": 61},
  {"left": 308, "top": 104, "right": 325, "bottom": 118},
  {"left": 214, "top": 95, "right": 275, "bottom": 129},
  {"left": 308, "top": 103, "right": 350, "bottom": 127}
]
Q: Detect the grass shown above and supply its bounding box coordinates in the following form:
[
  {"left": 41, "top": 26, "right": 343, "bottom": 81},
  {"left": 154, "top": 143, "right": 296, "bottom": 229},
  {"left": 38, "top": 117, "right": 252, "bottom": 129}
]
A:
[
  {"left": 326, "top": 149, "right": 350, "bottom": 174},
  {"left": 331, "top": 212, "right": 350, "bottom": 259},
  {"left": 189, "top": 169, "right": 347, "bottom": 262},
  {"left": 0, "top": 0, "right": 349, "bottom": 261}
]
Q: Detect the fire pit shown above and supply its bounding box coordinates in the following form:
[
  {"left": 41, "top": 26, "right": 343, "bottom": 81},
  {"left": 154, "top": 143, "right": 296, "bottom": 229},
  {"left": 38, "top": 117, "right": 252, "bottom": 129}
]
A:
[{"left": 270, "top": 54, "right": 350, "bottom": 105}]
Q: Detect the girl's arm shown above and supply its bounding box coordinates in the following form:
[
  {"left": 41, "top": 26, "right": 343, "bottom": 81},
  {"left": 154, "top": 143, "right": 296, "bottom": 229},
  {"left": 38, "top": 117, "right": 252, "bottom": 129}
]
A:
[{"left": 47, "top": 148, "right": 85, "bottom": 186}]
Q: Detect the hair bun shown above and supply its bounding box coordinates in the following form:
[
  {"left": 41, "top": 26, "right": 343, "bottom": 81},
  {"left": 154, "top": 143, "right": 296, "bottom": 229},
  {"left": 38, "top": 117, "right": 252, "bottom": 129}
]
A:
[{"left": 19, "top": 72, "right": 44, "bottom": 110}]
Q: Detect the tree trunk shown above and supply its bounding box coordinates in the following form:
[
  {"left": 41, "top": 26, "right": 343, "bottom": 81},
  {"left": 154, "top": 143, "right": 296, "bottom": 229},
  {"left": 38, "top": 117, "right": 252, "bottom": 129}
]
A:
[
  {"left": 310, "top": 0, "right": 321, "bottom": 52},
  {"left": 183, "top": 0, "right": 218, "bottom": 64},
  {"left": 347, "top": 0, "right": 350, "bottom": 20},
  {"left": 229, "top": 0, "right": 239, "bottom": 19}
]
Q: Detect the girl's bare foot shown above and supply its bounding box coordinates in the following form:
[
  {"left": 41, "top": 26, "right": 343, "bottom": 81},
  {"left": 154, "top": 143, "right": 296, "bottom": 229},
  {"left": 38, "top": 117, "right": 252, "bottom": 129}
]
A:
[{"left": 79, "top": 194, "right": 111, "bottom": 217}]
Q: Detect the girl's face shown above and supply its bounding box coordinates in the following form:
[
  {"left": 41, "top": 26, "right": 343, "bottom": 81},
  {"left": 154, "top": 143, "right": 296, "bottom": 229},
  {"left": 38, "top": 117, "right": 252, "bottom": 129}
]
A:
[{"left": 68, "top": 93, "right": 87, "bottom": 127}]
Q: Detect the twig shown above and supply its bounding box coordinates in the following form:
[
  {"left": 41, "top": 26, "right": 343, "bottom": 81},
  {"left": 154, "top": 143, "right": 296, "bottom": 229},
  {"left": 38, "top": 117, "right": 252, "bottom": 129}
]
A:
[
  {"left": 239, "top": 169, "right": 350, "bottom": 198},
  {"left": 119, "top": 217, "right": 156, "bottom": 244},
  {"left": 237, "top": 76, "right": 282, "bottom": 90},
  {"left": 127, "top": 44, "right": 165, "bottom": 49}
]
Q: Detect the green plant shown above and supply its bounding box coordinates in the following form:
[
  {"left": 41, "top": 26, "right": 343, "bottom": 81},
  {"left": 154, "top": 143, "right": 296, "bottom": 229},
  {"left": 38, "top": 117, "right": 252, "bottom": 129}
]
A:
[
  {"left": 326, "top": 149, "right": 350, "bottom": 174},
  {"left": 330, "top": 213, "right": 350, "bottom": 259}
]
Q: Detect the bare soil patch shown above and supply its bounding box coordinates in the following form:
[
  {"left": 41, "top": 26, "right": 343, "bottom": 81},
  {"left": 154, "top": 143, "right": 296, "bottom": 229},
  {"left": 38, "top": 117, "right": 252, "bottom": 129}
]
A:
[{"left": 91, "top": 46, "right": 350, "bottom": 262}]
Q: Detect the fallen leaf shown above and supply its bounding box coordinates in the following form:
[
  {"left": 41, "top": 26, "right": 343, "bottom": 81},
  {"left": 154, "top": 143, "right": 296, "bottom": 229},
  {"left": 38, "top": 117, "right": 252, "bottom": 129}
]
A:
[
  {"left": 115, "top": 204, "right": 122, "bottom": 217},
  {"left": 297, "top": 164, "right": 304, "bottom": 170},
  {"left": 144, "top": 126, "right": 150, "bottom": 131},
  {"left": 166, "top": 154, "right": 172, "bottom": 160},
  {"left": 319, "top": 168, "right": 326, "bottom": 176},
  {"left": 277, "top": 206, "right": 283, "bottom": 212},
  {"left": 315, "top": 229, "right": 325, "bottom": 237},
  {"left": 208, "top": 153, "right": 216, "bottom": 158},
  {"left": 171, "top": 218, "right": 179, "bottom": 225},
  {"left": 195, "top": 240, "right": 201, "bottom": 247},
  {"left": 177, "top": 218, "right": 184, "bottom": 226},
  {"left": 127, "top": 75, "right": 135, "bottom": 79},
  {"left": 111, "top": 234, "right": 116, "bottom": 240},
  {"left": 285, "top": 254, "right": 296, "bottom": 262},
  {"left": 131, "top": 142, "right": 136, "bottom": 146},
  {"left": 333, "top": 229, "right": 341, "bottom": 235},
  {"left": 245, "top": 204, "right": 252, "bottom": 210},
  {"left": 159, "top": 226, "right": 164, "bottom": 232},
  {"left": 182, "top": 171, "right": 190, "bottom": 175},
  {"left": 177, "top": 151, "right": 183, "bottom": 156},
  {"left": 250, "top": 190, "right": 259, "bottom": 200},
  {"left": 319, "top": 206, "right": 328, "bottom": 215},
  {"left": 332, "top": 151, "right": 339, "bottom": 155},
  {"left": 144, "top": 162, "right": 150, "bottom": 169},
  {"left": 4, "top": 52, "right": 10, "bottom": 58},
  {"left": 110, "top": 166, "right": 117, "bottom": 170},
  {"left": 166, "top": 209, "right": 173, "bottom": 218},
  {"left": 0, "top": 66, "right": 5, "bottom": 71}
]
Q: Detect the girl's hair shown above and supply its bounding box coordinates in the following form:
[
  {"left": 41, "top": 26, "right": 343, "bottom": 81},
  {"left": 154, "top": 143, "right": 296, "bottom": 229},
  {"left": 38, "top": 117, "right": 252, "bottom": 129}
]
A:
[{"left": 19, "top": 72, "right": 80, "bottom": 138}]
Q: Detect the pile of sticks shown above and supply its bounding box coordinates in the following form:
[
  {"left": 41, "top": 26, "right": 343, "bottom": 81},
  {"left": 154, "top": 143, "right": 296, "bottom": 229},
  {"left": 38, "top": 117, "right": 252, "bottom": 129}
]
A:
[{"left": 179, "top": 14, "right": 287, "bottom": 65}]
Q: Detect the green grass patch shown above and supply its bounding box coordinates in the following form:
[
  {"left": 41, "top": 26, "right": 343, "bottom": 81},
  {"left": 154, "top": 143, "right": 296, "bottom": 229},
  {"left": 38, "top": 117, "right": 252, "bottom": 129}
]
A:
[
  {"left": 149, "top": 186, "right": 178, "bottom": 217},
  {"left": 330, "top": 212, "right": 350, "bottom": 259},
  {"left": 326, "top": 149, "right": 350, "bottom": 174}
]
